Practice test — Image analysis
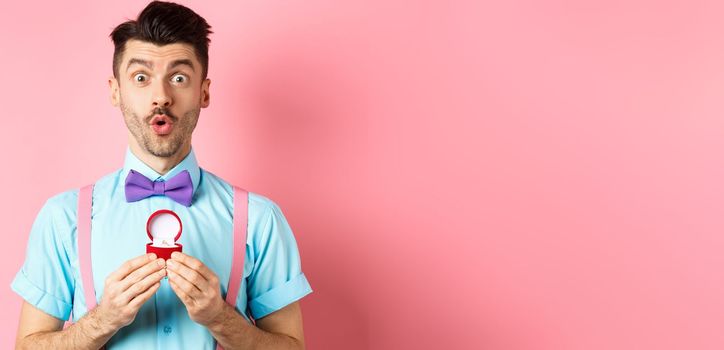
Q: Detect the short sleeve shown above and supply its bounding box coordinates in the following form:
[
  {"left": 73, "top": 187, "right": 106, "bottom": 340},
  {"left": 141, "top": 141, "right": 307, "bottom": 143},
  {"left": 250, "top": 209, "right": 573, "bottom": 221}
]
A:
[
  {"left": 245, "top": 200, "right": 312, "bottom": 319},
  {"left": 10, "top": 194, "right": 76, "bottom": 321}
]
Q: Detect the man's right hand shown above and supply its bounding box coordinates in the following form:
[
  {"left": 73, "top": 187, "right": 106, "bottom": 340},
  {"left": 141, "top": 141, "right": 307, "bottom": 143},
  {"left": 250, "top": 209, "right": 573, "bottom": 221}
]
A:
[
  {"left": 16, "top": 253, "right": 166, "bottom": 349},
  {"left": 95, "top": 253, "right": 166, "bottom": 328}
]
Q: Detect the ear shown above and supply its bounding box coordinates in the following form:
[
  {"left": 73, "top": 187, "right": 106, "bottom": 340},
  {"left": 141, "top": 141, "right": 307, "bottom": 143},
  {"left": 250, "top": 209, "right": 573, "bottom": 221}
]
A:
[
  {"left": 200, "top": 78, "right": 211, "bottom": 108},
  {"left": 108, "top": 76, "right": 120, "bottom": 107}
]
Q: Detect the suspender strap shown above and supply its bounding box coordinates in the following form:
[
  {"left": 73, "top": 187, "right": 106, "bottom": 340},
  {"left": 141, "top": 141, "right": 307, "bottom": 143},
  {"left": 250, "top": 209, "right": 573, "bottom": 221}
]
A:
[
  {"left": 226, "top": 186, "right": 248, "bottom": 305},
  {"left": 78, "top": 184, "right": 97, "bottom": 312},
  {"left": 217, "top": 186, "right": 248, "bottom": 350}
]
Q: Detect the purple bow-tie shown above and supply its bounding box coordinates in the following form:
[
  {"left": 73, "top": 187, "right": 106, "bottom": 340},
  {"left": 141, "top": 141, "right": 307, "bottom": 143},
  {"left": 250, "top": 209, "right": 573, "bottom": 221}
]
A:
[{"left": 125, "top": 169, "right": 194, "bottom": 207}]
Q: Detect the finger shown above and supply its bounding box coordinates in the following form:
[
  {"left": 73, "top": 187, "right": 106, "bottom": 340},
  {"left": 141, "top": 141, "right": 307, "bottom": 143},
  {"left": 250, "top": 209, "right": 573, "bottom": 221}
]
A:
[
  {"left": 166, "top": 259, "right": 210, "bottom": 292},
  {"left": 170, "top": 252, "right": 214, "bottom": 281},
  {"left": 168, "top": 277, "right": 194, "bottom": 307},
  {"left": 107, "top": 254, "right": 157, "bottom": 282},
  {"left": 167, "top": 268, "right": 202, "bottom": 300},
  {"left": 120, "top": 267, "right": 166, "bottom": 303},
  {"left": 128, "top": 282, "right": 161, "bottom": 310},
  {"left": 119, "top": 258, "right": 166, "bottom": 293}
]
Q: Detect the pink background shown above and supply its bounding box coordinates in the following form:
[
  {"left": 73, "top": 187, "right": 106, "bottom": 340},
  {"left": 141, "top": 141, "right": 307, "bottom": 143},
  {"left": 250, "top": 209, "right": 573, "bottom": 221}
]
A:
[{"left": 1, "top": 0, "right": 724, "bottom": 349}]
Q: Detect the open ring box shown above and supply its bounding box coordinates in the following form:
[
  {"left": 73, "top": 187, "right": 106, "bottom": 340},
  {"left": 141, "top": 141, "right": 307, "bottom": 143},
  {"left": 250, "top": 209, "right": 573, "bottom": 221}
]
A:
[{"left": 146, "top": 209, "right": 183, "bottom": 260}]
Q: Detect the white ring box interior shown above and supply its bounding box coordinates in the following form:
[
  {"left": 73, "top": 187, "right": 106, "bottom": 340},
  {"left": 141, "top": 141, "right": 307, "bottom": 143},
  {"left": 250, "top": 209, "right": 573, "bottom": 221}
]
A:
[{"left": 149, "top": 212, "right": 181, "bottom": 247}]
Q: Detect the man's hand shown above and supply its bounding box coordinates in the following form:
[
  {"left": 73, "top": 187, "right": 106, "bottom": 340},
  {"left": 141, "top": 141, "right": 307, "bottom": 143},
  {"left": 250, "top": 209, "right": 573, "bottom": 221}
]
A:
[
  {"left": 15, "top": 253, "right": 166, "bottom": 349},
  {"left": 165, "top": 252, "right": 306, "bottom": 349},
  {"left": 166, "top": 252, "right": 225, "bottom": 327},
  {"left": 96, "top": 253, "right": 167, "bottom": 329}
]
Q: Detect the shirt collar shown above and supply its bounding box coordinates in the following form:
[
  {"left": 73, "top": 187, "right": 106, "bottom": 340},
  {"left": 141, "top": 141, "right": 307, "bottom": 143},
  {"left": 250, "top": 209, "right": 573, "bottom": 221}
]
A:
[{"left": 122, "top": 147, "right": 201, "bottom": 197}]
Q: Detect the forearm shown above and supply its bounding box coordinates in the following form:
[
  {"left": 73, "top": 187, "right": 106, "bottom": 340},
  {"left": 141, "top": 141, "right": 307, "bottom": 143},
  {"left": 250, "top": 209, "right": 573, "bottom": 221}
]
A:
[
  {"left": 207, "top": 304, "right": 303, "bottom": 350},
  {"left": 17, "top": 307, "right": 119, "bottom": 350}
]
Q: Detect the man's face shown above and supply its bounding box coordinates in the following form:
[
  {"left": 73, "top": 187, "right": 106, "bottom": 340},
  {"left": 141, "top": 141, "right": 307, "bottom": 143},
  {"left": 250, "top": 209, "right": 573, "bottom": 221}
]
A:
[{"left": 109, "top": 39, "right": 210, "bottom": 158}]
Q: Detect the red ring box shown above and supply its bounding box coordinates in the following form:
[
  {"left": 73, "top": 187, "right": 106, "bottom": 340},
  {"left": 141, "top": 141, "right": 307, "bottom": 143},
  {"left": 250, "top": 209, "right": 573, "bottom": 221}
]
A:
[{"left": 146, "top": 209, "right": 183, "bottom": 260}]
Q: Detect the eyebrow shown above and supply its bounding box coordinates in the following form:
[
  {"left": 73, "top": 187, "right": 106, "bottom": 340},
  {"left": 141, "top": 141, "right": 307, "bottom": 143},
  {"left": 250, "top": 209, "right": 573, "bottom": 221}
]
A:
[
  {"left": 125, "top": 58, "right": 196, "bottom": 72},
  {"left": 126, "top": 58, "right": 152, "bottom": 72},
  {"left": 169, "top": 59, "right": 195, "bottom": 72}
]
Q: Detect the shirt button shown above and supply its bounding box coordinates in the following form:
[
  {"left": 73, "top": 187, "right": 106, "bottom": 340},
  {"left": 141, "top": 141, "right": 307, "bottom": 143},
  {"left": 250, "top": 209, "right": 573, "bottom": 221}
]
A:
[{"left": 163, "top": 326, "right": 172, "bottom": 334}]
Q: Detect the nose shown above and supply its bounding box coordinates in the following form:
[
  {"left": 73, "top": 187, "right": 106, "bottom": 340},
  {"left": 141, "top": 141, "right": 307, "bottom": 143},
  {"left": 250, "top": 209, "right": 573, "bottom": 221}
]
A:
[{"left": 152, "top": 80, "right": 173, "bottom": 108}]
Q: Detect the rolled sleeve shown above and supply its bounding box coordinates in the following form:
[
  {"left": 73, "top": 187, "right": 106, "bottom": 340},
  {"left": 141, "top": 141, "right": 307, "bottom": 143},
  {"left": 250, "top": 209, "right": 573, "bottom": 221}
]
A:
[
  {"left": 245, "top": 199, "right": 312, "bottom": 319},
  {"left": 249, "top": 273, "right": 312, "bottom": 319},
  {"left": 10, "top": 193, "right": 77, "bottom": 321},
  {"left": 11, "top": 269, "right": 73, "bottom": 320}
]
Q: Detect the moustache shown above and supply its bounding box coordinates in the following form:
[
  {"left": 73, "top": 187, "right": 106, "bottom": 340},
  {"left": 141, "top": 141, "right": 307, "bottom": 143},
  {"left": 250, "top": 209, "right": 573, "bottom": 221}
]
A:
[{"left": 145, "top": 108, "right": 178, "bottom": 123}]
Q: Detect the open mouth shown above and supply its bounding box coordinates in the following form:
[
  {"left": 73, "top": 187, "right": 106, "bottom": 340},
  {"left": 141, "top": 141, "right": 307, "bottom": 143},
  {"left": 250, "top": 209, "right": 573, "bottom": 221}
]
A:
[{"left": 150, "top": 115, "right": 174, "bottom": 135}]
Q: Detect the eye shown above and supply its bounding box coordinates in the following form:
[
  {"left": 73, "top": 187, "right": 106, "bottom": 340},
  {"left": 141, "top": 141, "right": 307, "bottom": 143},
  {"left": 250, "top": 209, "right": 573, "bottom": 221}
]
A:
[
  {"left": 171, "top": 74, "right": 187, "bottom": 84},
  {"left": 133, "top": 73, "right": 148, "bottom": 83}
]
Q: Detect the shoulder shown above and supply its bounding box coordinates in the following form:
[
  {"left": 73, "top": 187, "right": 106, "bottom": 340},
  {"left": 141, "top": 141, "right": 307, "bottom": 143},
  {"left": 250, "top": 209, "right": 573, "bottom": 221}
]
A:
[
  {"left": 26, "top": 188, "right": 80, "bottom": 250},
  {"left": 200, "top": 169, "right": 281, "bottom": 208},
  {"left": 199, "top": 168, "right": 285, "bottom": 226},
  {"left": 40, "top": 189, "right": 80, "bottom": 224},
  {"left": 36, "top": 169, "right": 122, "bottom": 231},
  {"left": 249, "top": 192, "right": 281, "bottom": 214}
]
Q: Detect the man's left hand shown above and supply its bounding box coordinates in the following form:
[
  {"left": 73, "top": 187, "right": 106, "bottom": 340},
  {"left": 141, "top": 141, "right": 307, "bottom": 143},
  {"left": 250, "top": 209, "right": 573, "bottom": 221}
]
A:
[{"left": 166, "top": 252, "right": 226, "bottom": 327}]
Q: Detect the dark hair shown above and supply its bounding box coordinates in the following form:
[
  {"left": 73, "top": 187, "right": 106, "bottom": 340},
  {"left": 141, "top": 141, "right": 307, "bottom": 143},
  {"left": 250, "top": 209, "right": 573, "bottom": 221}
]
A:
[{"left": 110, "top": 1, "right": 212, "bottom": 79}]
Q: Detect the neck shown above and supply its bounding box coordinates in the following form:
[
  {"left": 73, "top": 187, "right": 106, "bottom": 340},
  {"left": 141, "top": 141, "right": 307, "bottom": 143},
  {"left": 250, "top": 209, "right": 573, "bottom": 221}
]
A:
[{"left": 128, "top": 139, "right": 191, "bottom": 176}]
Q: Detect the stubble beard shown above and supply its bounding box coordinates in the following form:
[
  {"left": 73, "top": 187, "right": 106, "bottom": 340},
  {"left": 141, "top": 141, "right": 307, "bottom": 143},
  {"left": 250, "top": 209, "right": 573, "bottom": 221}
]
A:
[{"left": 120, "top": 98, "right": 200, "bottom": 158}]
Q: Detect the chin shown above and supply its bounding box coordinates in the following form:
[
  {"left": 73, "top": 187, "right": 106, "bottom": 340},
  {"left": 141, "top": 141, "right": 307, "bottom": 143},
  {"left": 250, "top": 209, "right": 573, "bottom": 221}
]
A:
[{"left": 144, "top": 143, "right": 179, "bottom": 158}]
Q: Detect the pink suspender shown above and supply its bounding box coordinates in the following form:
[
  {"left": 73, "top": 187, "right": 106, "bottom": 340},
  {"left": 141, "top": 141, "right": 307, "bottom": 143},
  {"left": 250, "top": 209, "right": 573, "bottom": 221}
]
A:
[
  {"left": 78, "top": 185, "right": 96, "bottom": 311},
  {"left": 218, "top": 186, "right": 248, "bottom": 350},
  {"left": 76, "top": 183, "right": 249, "bottom": 349},
  {"left": 227, "top": 186, "right": 248, "bottom": 304}
]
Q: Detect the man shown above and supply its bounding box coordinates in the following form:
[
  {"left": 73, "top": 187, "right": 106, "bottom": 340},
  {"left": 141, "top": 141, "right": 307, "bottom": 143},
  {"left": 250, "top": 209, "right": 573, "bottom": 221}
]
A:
[{"left": 12, "top": 1, "right": 312, "bottom": 349}]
